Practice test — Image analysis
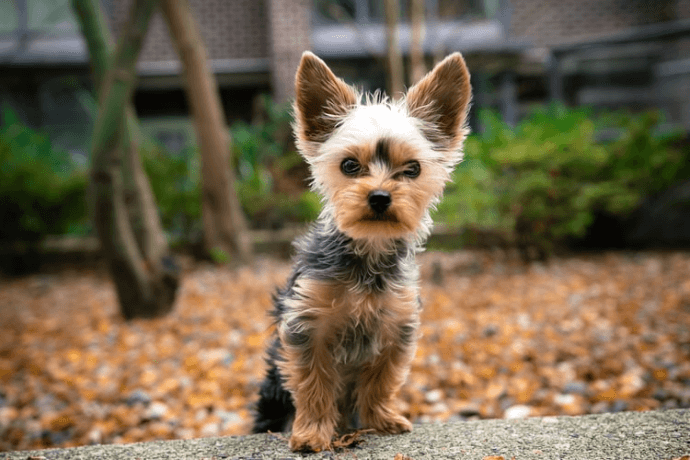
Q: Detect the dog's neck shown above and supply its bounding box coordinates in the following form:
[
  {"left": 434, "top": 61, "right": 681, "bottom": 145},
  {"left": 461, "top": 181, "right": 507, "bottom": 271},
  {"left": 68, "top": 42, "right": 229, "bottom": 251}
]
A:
[{"left": 293, "top": 213, "right": 420, "bottom": 294}]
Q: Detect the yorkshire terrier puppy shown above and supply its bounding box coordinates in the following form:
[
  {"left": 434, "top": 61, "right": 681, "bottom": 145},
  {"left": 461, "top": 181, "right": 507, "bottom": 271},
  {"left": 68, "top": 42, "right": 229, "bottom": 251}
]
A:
[{"left": 253, "top": 51, "right": 472, "bottom": 452}]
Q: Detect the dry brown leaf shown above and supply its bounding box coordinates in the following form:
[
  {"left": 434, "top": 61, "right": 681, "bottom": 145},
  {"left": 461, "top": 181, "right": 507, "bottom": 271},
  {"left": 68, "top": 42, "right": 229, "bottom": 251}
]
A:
[
  {"left": 332, "top": 428, "right": 375, "bottom": 449},
  {"left": 394, "top": 454, "right": 414, "bottom": 460},
  {"left": 2, "top": 252, "right": 690, "bottom": 450}
]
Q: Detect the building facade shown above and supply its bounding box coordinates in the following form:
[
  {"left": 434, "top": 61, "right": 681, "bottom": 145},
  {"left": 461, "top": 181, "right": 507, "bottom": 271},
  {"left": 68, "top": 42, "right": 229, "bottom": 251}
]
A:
[{"left": 1, "top": 0, "right": 689, "bottom": 155}]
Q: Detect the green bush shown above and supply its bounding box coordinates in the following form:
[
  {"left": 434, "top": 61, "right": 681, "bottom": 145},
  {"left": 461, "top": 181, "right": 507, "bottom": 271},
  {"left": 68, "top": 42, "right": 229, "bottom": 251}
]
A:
[
  {"left": 0, "top": 106, "right": 88, "bottom": 242},
  {"left": 436, "top": 104, "right": 690, "bottom": 259},
  {"left": 0, "top": 96, "right": 319, "bottom": 250},
  {"left": 143, "top": 96, "right": 319, "bottom": 238},
  {"left": 141, "top": 141, "right": 202, "bottom": 244},
  {"left": 231, "top": 96, "right": 320, "bottom": 227}
]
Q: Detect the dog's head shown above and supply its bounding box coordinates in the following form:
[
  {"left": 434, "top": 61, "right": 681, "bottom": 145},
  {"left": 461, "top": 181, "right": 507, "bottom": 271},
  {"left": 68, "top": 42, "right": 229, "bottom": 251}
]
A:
[{"left": 293, "top": 52, "right": 472, "bottom": 243}]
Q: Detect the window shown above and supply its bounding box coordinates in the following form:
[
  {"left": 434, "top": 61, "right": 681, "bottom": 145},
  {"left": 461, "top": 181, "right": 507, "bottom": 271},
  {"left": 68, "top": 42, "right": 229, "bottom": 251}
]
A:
[
  {"left": 0, "top": 2, "right": 19, "bottom": 34},
  {"left": 314, "top": 0, "right": 488, "bottom": 24}
]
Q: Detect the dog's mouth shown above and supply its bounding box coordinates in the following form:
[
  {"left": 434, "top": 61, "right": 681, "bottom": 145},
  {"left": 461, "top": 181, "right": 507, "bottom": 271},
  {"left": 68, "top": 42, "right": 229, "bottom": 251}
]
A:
[
  {"left": 341, "top": 209, "right": 416, "bottom": 240},
  {"left": 361, "top": 212, "right": 399, "bottom": 223}
]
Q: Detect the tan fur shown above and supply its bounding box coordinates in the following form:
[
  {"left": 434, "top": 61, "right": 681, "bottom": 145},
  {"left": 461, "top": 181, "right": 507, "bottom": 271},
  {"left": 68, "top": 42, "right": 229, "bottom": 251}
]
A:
[
  {"left": 355, "top": 341, "right": 415, "bottom": 433},
  {"left": 317, "top": 138, "right": 448, "bottom": 241},
  {"left": 278, "top": 278, "right": 419, "bottom": 451},
  {"left": 257, "top": 51, "right": 471, "bottom": 453}
]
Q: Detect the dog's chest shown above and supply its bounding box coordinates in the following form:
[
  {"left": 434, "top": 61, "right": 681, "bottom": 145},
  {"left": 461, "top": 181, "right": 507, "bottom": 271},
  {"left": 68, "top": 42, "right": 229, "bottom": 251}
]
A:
[
  {"left": 327, "top": 287, "right": 412, "bottom": 366},
  {"left": 332, "top": 314, "right": 383, "bottom": 365}
]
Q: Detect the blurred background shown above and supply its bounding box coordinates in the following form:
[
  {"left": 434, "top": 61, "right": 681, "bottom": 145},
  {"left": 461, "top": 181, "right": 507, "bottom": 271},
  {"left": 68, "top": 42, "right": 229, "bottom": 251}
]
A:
[{"left": 1, "top": 0, "right": 690, "bottom": 453}]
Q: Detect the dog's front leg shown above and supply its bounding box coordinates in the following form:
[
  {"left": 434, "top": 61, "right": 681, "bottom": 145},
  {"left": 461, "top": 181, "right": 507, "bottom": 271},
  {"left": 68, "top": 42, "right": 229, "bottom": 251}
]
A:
[
  {"left": 355, "top": 339, "right": 415, "bottom": 434},
  {"left": 279, "top": 326, "right": 339, "bottom": 452}
]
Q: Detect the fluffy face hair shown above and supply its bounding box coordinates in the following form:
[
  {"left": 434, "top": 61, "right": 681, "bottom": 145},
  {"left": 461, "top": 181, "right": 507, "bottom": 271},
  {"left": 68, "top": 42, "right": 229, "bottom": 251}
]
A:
[{"left": 294, "top": 52, "right": 472, "bottom": 246}]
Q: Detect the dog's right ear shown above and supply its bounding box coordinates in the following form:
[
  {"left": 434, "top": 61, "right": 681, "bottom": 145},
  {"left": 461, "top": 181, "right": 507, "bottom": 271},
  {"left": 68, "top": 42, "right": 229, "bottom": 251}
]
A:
[
  {"left": 294, "top": 52, "right": 358, "bottom": 157},
  {"left": 405, "top": 53, "right": 472, "bottom": 157}
]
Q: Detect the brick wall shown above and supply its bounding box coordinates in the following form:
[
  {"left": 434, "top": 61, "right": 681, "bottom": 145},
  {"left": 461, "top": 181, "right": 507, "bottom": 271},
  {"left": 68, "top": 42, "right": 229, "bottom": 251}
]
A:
[
  {"left": 679, "top": 0, "right": 690, "bottom": 19},
  {"left": 267, "top": 0, "right": 311, "bottom": 103},
  {"left": 107, "top": 0, "right": 268, "bottom": 64},
  {"left": 509, "top": 0, "right": 689, "bottom": 47}
]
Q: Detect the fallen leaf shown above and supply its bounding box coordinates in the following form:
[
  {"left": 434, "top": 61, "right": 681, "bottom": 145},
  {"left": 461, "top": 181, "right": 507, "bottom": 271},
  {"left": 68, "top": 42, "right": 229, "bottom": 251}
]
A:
[{"left": 332, "top": 428, "right": 375, "bottom": 449}]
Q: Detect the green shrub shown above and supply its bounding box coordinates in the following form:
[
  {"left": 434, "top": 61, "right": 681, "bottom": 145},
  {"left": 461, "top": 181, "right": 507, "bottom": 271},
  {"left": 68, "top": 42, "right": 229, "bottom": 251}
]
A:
[
  {"left": 231, "top": 96, "right": 320, "bottom": 227},
  {"left": 143, "top": 96, "right": 319, "bottom": 237},
  {"left": 0, "top": 96, "right": 320, "bottom": 252},
  {"left": 0, "top": 106, "right": 88, "bottom": 242},
  {"left": 141, "top": 141, "right": 202, "bottom": 244},
  {"left": 436, "top": 104, "right": 689, "bottom": 259}
]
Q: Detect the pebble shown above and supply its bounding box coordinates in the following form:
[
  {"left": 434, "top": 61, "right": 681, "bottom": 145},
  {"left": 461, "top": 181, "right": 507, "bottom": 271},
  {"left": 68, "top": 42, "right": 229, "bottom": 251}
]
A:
[
  {"left": 430, "top": 402, "right": 449, "bottom": 414},
  {"left": 126, "top": 389, "right": 152, "bottom": 407},
  {"left": 554, "top": 394, "right": 575, "bottom": 406},
  {"left": 504, "top": 405, "right": 532, "bottom": 419},
  {"left": 425, "top": 389, "right": 444, "bottom": 404},
  {"left": 87, "top": 427, "right": 103, "bottom": 444},
  {"left": 563, "top": 381, "right": 588, "bottom": 395},
  {"left": 200, "top": 422, "right": 220, "bottom": 437},
  {"left": 145, "top": 402, "right": 169, "bottom": 421},
  {"left": 199, "top": 348, "right": 234, "bottom": 366},
  {"left": 216, "top": 410, "right": 243, "bottom": 425}
]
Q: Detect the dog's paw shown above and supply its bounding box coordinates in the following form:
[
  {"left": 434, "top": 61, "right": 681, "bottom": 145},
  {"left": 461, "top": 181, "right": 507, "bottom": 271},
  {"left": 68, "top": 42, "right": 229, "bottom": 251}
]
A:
[
  {"left": 375, "top": 413, "right": 413, "bottom": 434},
  {"left": 289, "top": 429, "right": 333, "bottom": 453},
  {"left": 363, "top": 407, "right": 413, "bottom": 435}
]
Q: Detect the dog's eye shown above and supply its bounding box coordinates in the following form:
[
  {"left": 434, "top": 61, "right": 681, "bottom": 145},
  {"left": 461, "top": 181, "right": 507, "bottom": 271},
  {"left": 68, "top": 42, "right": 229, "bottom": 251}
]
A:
[
  {"left": 403, "top": 160, "right": 421, "bottom": 178},
  {"left": 340, "top": 158, "right": 361, "bottom": 176}
]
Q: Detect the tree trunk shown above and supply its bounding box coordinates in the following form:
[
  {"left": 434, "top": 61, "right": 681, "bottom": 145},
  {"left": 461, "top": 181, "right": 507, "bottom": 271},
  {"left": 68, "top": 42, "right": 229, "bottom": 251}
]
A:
[
  {"left": 384, "top": 0, "right": 405, "bottom": 96},
  {"left": 409, "top": 0, "right": 427, "bottom": 84},
  {"left": 161, "top": 0, "right": 252, "bottom": 263},
  {"left": 73, "top": 0, "right": 173, "bottom": 266},
  {"left": 81, "top": 0, "right": 179, "bottom": 320}
]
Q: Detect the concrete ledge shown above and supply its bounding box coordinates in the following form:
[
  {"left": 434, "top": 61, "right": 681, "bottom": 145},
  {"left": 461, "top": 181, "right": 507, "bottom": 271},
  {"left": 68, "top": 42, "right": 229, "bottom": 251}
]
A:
[{"left": 3, "top": 410, "right": 688, "bottom": 460}]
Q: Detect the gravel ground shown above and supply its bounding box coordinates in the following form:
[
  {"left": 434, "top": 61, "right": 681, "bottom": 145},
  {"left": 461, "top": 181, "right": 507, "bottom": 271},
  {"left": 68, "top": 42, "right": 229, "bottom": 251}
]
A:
[{"left": 1, "top": 250, "right": 689, "bottom": 452}]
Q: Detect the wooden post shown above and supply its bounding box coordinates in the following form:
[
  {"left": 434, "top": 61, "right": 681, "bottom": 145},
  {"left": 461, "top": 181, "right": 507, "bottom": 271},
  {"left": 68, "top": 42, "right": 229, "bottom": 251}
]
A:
[
  {"left": 409, "top": 0, "right": 427, "bottom": 84},
  {"left": 384, "top": 0, "right": 405, "bottom": 96}
]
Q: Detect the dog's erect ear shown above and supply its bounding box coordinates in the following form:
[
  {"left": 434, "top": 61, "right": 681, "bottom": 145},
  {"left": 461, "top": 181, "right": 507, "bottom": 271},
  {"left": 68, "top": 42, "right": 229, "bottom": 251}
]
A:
[
  {"left": 405, "top": 53, "right": 472, "bottom": 153},
  {"left": 294, "top": 52, "right": 358, "bottom": 155}
]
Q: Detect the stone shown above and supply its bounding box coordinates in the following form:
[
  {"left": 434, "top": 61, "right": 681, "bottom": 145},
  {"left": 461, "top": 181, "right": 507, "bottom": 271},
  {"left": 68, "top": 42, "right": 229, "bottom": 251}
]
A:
[
  {"left": 563, "top": 381, "right": 588, "bottom": 395},
  {"left": 126, "top": 389, "right": 152, "bottom": 407},
  {"left": 145, "top": 402, "right": 168, "bottom": 421},
  {"left": 425, "top": 389, "right": 444, "bottom": 404},
  {"left": 504, "top": 405, "right": 532, "bottom": 419}
]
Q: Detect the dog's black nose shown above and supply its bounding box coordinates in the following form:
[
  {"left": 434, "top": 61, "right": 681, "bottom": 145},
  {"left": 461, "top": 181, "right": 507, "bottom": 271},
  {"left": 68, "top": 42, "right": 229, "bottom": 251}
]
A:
[{"left": 368, "top": 190, "right": 391, "bottom": 214}]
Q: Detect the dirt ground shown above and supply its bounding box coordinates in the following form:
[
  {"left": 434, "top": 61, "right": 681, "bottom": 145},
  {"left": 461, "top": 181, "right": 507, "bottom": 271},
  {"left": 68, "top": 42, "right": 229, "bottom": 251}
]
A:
[{"left": 1, "top": 249, "right": 689, "bottom": 452}]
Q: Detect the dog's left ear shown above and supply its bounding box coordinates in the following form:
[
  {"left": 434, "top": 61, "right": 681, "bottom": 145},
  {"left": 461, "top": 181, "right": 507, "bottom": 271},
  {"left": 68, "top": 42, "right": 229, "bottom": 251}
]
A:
[
  {"left": 294, "top": 52, "right": 358, "bottom": 157},
  {"left": 406, "top": 53, "right": 472, "bottom": 154}
]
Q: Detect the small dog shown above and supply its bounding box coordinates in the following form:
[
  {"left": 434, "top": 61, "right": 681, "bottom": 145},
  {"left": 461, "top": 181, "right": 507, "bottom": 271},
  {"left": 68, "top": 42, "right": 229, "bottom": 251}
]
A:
[{"left": 253, "top": 51, "right": 471, "bottom": 452}]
